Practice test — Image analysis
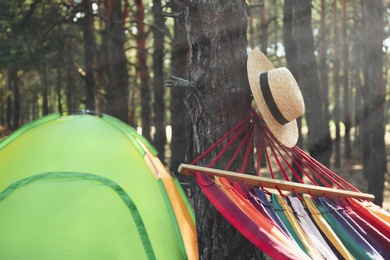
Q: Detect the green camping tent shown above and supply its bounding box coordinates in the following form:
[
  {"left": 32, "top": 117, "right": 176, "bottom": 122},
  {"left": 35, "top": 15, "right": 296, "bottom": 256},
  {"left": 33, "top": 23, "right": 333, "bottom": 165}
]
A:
[{"left": 0, "top": 112, "right": 197, "bottom": 260}]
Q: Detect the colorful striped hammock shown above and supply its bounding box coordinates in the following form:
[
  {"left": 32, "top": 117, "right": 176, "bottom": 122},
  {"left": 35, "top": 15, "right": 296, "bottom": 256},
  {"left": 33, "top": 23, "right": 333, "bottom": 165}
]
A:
[{"left": 179, "top": 109, "right": 389, "bottom": 259}]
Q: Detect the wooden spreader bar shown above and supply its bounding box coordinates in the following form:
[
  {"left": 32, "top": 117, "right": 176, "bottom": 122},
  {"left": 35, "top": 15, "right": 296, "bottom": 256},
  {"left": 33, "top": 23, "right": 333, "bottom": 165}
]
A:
[{"left": 178, "top": 164, "right": 375, "bottom": 201}]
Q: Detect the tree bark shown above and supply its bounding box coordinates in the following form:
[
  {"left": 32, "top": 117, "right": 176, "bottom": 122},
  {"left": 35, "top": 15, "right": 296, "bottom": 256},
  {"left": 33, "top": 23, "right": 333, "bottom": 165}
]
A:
[
  {"left": 362, "top": 0, "right": 386, "bottom": 206},
  {"left": 333, "top": 0, "right": 341, "bottom": 167},
  {"left": 65, "top": 38, "right": 76, "bottom": 112},
  {"left": 8, "top": 69, "right": 20, "bottom": 130},
  {"left": 169, "top": 1, "right": 190, "bottom": 183},
  {"left": 184, "top": 1, "right": 263, "bottom": 258},
  {"left": 104, "top": 0, "right": 129, "bottom": 123},
  {"left": 318, "top": 0, "right": 331, "bottom": 145},
  {"left": 259, "top": 3, "right": 268, "bottom": 54},
  {"left": 152, "top": 0, "right": 166, "bottom": 163},
  {"left": 81, "top": 0, "right": 96, "bottom": 111},
  {"left": 41, "top": 65, "right": 49, "bottom": 116},
  {"left": 342, "top": 0, "right": 351, "bottom": 159},
  {"left": 283, "top": 0, "right": 304, "bottom": 182},
  {"left": 135, "top": 0, "right": 151, "bottom": 141}
]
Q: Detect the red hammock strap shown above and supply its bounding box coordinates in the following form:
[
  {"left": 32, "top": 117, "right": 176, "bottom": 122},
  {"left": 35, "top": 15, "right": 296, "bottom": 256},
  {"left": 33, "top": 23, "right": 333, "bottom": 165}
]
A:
[
  {"left": 225, "top": 124, "right": 254, "bottom": 172},
  {"left": 260, "top": 130, "right": 276, "bottom": 179},
  {"left": 208, "top": 119, "right": 251, "bottom": 168},
  {"left": 277, "top": 144, "right": 319, "bottom": 186},
  {"left": 238, "top": 125, "right": 255, "bottom": 173},
  {"left": 256, "top": 130, "right": 263, "bottom": 176},
  {"left": 263, "top": 132, "right": 291, "bottom": 182},
  {"left": 189, "top": 109, "right": 363, "bottom": 196},
  {"left": 190, "top": 115, "right": 251, "bottom": 166},
  {"left": 293, "top": 146, "right": 359, "bottom": 192}
]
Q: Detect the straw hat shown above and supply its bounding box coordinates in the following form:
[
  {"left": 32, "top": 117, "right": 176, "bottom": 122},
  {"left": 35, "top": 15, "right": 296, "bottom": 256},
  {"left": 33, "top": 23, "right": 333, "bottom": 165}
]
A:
[{"left": 247, "top": 48, "right": 305, "bottom": 148}]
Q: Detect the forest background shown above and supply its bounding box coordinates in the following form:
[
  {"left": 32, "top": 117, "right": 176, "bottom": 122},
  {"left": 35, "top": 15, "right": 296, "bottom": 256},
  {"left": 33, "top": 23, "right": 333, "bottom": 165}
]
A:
[{"left": 0, "top": 1, "right": 389, "bottom": 208}]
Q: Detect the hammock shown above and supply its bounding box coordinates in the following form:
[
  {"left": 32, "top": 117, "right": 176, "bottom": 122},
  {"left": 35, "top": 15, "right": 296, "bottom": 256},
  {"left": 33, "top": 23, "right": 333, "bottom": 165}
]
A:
[{"left": 179, "top": 109, "right": 389, "bottom": 260}]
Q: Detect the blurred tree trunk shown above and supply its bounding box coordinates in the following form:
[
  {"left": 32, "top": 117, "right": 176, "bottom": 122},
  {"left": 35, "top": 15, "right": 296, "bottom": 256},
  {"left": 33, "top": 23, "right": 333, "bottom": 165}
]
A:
[
  {"left": 342, "top": 0, "right": 351, "bottom": 159},
  {"left": 184, "top": 1, "right": 263, "bottom": 258},
  {"left": 152, "top": 0, "right": 166, "bottom": 163},
  {"left": 283, "top": 0, "right": 303, "bottom": 182},
  {"left": 104, "top": 0, "right": 129, "bottom": 123},
  {"left": 248, "top": 0, "right": 255, "bottom": 48},
  {"left": 6, "top": 72, "right": 12, "bottom": 130},
  {"left": 318, "top": 0, "right": 330, "bottom": 142},
  {"left": 41, "top": 65, "right": 49, "bottom": 116},
  {"left": 56, "top": 70, "right": 63, "bottom": 113},
  {"left": 362, "top": 0, "right": 386, "bottom": 206},
  {"left": 0, "top": 80, "right": 4, "bottom": 126},
  {"left": 81, "top": 0, "right": 96, "bottom": 111},
  {"left": 294, "top": 0, "right": 332, "bottom": 168},
  {"left": 259, "top": 3, "right": 268, "bottom": 54},
  {"left": 352, "top": 3, "right": 364, "bottom": 150},
  {"left": 333, "top": 0, "right": 341, "bottom": 167},
  {"left": 169, "top": 1, "right": 189, "bottom": 182},
  {"left": 66, "top": 39, "right": 76, "bottom": 112},
  {"left": 8, "top": 69, "right": 20, "bottom": 130},
  {"left": 135, "top": 0, "right": 151, "bottom": 141}
]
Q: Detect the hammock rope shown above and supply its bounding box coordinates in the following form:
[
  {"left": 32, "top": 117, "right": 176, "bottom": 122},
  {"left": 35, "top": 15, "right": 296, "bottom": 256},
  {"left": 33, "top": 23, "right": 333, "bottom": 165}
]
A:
[{"left": 188, "top": 109, "right": 364, "bottom": 197}]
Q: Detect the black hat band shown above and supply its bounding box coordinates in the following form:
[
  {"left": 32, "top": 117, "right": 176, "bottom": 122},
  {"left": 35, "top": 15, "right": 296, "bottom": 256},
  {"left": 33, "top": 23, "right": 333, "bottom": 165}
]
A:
[{"left": 259, "top": 72, "right": 289, "bottom": 125}]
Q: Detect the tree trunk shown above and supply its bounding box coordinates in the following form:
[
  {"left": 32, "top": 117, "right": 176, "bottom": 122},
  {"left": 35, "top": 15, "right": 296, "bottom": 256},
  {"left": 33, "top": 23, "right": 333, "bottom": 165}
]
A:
[
  {"left": 152, "top": 0, "right": 166, "bottom": 163},
  {"left": 283, "top": 0, "right": 304, "bottom": 182},
  {"left": 81, "top": 0, "right": 96, "bottom": 111},
  {"left": 294, "top": 0, "right": 332, "bottom": 168},
  {"left": 41, "top": 65, "right": 49, "bottom": 116},
  {"left": 104, "top": 0, "right": 129, "bottom": 123},
  {"left": 8, "top": 69, "right": 20, "bottom": 130},
  {"left": 362, "top": 0, "right": 386, "bottom": 206},
  {"left": 6, "top": 71, "right": 12, "bottom": 130},
  {"left": 0, "top": 79, "right": 4, "bottom": 126},
  {"left": 65, "top": 39, "right": 76, "bottom": 112},
  {"left": 135, "top": 0, "right": 151, "bottom": 141},
  {"left": 318, "top": 0, "right": 330, "bottom": 142},
  {"left": 56, "top": 70, "right": 63, "bottom": 113},
  {"left": 184, "top": 1, "right": 263, "bottom": 258},
  {"left": 259, "top": 4, "right": 268, "bottom": 54},
  {"left": 342, "top": 0, "right": 351, "bottom": 159},
  {"left": 248, "top": 0, "right": 255, "bottom": 48},
  {"left": 169, "top": 1, "right": 190, "bottom": 183},
  {"left": 333, "top": 0, "right": 341, "bottom": 167},
  {"left": 352, "top": 3, "right": 363, "bottom": 151}
]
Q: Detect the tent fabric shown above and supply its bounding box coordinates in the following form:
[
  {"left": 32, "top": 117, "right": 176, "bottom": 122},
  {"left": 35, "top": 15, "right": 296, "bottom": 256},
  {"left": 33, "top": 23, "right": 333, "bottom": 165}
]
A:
[{"left": 0, "top": 112, "right": 197, "bottom": 260}]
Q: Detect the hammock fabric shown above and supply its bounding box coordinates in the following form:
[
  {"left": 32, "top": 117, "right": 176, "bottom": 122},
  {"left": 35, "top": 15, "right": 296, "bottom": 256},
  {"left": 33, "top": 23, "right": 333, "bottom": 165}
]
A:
[{"left": 180, "top": 109, "right": 389, "bottom": 259}]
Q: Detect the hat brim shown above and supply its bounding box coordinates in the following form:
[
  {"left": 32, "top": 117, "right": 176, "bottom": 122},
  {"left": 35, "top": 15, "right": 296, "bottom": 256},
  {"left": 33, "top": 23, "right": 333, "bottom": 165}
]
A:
[{"left": 247, "top": 49, "right": 299, "bottom": 148}]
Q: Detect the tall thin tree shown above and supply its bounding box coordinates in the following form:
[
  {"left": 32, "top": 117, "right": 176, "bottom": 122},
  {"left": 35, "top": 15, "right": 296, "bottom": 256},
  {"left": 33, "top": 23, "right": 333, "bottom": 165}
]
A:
[
  {"left": 135, "top": 0, "right": 151, "bottom": 140},
  {"left": 294, "top": 0, "right": 332, "bottom": 168},
  {"left": 169, "top": 1, "right": 190, "bottom": 183},
  {"left": 333, "top": 0, "right": 341, "bottom": 167},
  {"left": 362, "top": 0, "right": 386, "bottom": 205},
  {"left": 80, "top": 0, "right": 96, "bottom": 111},
  {"left": 152, "top": 0, "right": 166, "bottom": 163},
  {"left": 342, "top": 0, "right": 351, "bottom": 159},
  {"left": 104, "top": 0, "right": 129, "bottom": 123}
]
